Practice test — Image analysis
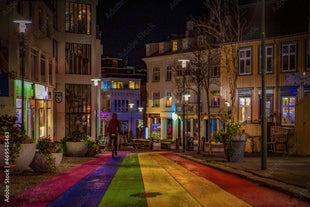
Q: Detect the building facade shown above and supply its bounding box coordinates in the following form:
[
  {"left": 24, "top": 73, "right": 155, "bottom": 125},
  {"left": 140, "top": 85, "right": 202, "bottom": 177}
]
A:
[
  {"left": 0, "top": 0, "right": 102, "bottom": 142},
  {"left": 0, "top": 1, "right": 57, "bottom": 141},
  {"left": 144, "top": 22, "right": 310, "bottom": 154},
  {"left": 54, "top": 0, "right": 102, "bottom": 141}
]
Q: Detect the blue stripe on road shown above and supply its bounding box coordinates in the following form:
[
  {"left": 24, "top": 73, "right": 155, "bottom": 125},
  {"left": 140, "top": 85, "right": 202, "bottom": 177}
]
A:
[{"left": 48, "top": 155, "right": 125, "bottom": 207}]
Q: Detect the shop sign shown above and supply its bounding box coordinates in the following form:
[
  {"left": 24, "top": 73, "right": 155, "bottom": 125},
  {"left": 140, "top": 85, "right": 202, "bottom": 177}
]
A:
[
  {"left": 55, "top": 91, "right": 63, "bottom": 103},
  {"left": 14, "top": 80, "right": 33, "bottom": 98},
  {"left": 34, "top": 84, "right": 48, "bottom": 100}
]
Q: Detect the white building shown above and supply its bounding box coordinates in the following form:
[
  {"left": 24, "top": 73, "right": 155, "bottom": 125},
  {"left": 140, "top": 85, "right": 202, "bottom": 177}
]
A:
[
  {"left": 101, "top": 57, "right": 145, "bottom": 139},
  {"left": 143, "top": 22, "right": 221, "bottom": 144}
]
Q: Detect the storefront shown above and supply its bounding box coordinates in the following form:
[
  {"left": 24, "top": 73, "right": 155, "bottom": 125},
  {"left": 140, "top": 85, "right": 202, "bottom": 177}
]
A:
[{"left": 15, "top": 80, "right": 52, "bottom": 141}]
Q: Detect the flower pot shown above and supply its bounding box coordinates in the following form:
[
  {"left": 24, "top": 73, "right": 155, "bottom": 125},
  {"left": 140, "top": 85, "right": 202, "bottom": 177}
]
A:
[
  {"left": 52, "top": 152, "right": 63, "bottom": 167},
  {"left": 30, "top": 152, "right": 63, "bottom": 172},
  {"left": 65, "top": 142, "right": 88, "bottom": 157},
  {"left": 15, "top": 143, "right": 36, "bottom": 173},
  {"left": 225, "top": 139, "right": 246, "bottom": 162}
]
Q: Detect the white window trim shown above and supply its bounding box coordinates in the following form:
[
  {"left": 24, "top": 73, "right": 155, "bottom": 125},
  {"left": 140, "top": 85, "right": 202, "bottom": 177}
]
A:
[
  {"left": 239, "top": 47, "right": 252, "bottom": 75},
  {"left": 281, "top": 42, "right": 297, "bottom": 72}
]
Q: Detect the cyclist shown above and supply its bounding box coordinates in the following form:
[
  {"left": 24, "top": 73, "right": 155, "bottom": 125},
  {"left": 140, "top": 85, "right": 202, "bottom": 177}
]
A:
[{"left": 107, "top": 113, "right": 120, "bottom": 157}]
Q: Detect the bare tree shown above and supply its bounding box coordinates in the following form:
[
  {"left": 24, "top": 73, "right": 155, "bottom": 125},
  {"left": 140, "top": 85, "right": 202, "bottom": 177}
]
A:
[{"left": 195, "top": 0, "right": 246, "bottom": 120}]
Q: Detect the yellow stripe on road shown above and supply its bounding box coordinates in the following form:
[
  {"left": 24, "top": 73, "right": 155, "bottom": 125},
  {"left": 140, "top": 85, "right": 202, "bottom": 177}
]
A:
[
  {"left": 138, "top": 152, "right": 202, "bottom": 207},
  {"left": 153, "top": 154, "right": 251, "bottom": 207}
]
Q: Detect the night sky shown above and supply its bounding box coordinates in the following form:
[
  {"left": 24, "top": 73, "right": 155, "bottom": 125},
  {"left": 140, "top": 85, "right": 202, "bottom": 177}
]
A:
[
  {"left": 97, "top": 0, "right": 207, "bottom": 68},
  {"left": 97, "top": 0, "right": 308, "bottom": 68}
]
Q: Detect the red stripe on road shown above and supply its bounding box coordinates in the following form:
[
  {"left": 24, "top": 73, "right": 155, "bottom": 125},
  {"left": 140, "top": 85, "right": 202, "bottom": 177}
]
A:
[{"left": 163, "top": 153, "right": 310, "bottom": 207}]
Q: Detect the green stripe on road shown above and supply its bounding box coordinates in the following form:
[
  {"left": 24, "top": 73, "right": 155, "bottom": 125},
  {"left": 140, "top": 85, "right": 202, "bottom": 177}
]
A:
[{"left": 99, "top": 154, "right": 147, "bottom": 207}]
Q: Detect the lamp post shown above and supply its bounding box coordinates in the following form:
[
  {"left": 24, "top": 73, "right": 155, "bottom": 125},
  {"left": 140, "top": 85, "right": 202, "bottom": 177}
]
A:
[
  {"left": 138, "top": 106, "right": 143, "bottom": 138},
  {"left": 13, "top": 20, "right": 32, "bottom": 131},
  {"left": 178, "top": 59, "right": 190, "bottom": 152},
  {"left": 129, "top": 103, "right": 134, "bottom": 138},
  {"left": 183, "top": 94, "right": 191, "bottom": 150},
  {"left": 91, "top": 78, "right": 101, "bottom": 140}
]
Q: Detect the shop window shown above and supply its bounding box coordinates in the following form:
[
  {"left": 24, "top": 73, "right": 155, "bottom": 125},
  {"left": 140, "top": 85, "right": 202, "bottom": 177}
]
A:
[
  {"left": 238, "top": 97, "right": 251, "bottom": 122},
  {"left": 65, "top": 84, "right": 91, "bottom": 136},
  {"left": 281, "top": 96, "right": 295, "bottom": 125}
]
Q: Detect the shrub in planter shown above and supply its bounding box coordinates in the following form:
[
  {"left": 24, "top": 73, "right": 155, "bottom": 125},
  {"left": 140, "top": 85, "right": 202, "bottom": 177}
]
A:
[
  {"left": 61, "top": 131, "right": 89, "bottom": 157},
  {"left": 0, "top": 114, "right": 34, "bottom": 167},
  {"left": 30, "top": 138, "right": 63, "bottom": 172}
]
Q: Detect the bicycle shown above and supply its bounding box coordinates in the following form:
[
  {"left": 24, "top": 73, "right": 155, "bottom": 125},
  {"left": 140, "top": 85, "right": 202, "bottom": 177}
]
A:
[{"left": 110, "top": 133, "right": 117, "bottom": 157}]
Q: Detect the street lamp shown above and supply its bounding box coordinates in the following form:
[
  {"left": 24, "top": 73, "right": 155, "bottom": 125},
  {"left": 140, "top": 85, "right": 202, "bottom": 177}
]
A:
[
  {"left": 13, "top": 20, "right": 32, "bottom": 131},
  {"left": 183, "top": 93, "right": 191, "bottom": 150},
  {"left": 178, "top": 59, "right": 190, "bottom": 152},
  {"left": 91, "top": 78, "right": 101, "bottom": 140},
  {"left": 128, "top": 103, "right": 134, "bottom": 138}
]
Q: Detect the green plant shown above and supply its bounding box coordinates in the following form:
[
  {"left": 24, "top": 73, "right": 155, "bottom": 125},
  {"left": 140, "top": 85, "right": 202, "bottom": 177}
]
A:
[
  {"left": 0, "top": 114, "right": 33, "bottom": 164},
  {"left": 213, "top": 119, "right": 245, "bottom": 159},
  {"left": 85, "top": 137, "right": 99, "bottom": 156}
]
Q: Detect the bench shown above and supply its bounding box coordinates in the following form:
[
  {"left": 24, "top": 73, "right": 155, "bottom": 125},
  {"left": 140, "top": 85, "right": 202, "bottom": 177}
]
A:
[{"left": 269, "top": 126, "right": 289, "bottom": 153}]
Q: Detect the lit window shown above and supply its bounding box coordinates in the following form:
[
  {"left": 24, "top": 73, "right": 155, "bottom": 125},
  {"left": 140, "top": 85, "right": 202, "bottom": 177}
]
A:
[
  {"left": 211, "top": 91, "right": 220, "bottom": 107},
  {"left": 172, "top": 40, "right": 178, "bottom": 51},
  {"left": 281, "top": 96, "right": 295, "bottom": 125},
  {"left": 166, "top": 90, "right": 172, "bottom": 107},
  {"left": 65, "top": 1, "right": 91, "bottom": 34},
  {"left": 238, "top": 97, "right": 251, "bottom": 122}
]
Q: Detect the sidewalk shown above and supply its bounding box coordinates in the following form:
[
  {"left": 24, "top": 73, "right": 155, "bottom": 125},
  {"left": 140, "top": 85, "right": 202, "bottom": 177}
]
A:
[{"left": 175, "top": 150, "right": 310, "bottom": 202}]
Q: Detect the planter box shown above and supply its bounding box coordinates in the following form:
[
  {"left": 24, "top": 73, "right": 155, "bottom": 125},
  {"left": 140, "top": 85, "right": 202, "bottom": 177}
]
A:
[{"left": 65, "top": 142, "right": 88, "bottom": 157}]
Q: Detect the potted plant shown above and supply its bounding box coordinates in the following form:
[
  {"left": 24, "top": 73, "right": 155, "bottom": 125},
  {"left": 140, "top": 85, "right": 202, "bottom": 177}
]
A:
[
  {"left": 30, "top": 138, "right": 63, "bottom": 172},
  {"left": 214, "top": 120, "right": 247, "bottom": 162},
  {"left": 85, "top": 137, "right": 99, "bottom": 157},
  {"left": 61, "top": 131, "right": 88, "bottom": 157},
  {"left": 0, "top": 114, "right": 35, "bottom": 172}
]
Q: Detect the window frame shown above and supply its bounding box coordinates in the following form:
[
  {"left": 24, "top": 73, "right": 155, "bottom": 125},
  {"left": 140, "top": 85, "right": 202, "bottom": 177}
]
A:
[
  {"left": 281, "top": 42, "right": 297, "bottom": 72},
  {"left": 152, "top": 67, "right": 160, "bottom": 82},
  {"left": 239, "top": 47, "right": 252, "bottom": 75},
  {"left": 259, "top": 45, "right": 274, "bottom": 74}
]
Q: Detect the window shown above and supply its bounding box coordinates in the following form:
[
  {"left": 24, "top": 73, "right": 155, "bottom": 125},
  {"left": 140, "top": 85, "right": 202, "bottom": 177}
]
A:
[
  {"left": 152, "top": 67, "right": 160, "bottom": 82},
  {"left": 166, "top": 90, "right": 172, "bottom": 107},
  {"left": 65, "top": 84, "right": 91, "bottom": 136},
  {"left": 281, "top": 96, "right": 295, "bottom": 125},
  {"left": 176, "top": 65, "right": 182, "bottom": 76},
  {"left": 38, "top": 8, "right": 44, "bottom": 32},
  {"left": 259, "top": 95, "right": 273, "bottom": 122},
  {"left": 65, "top": 1, "right": 91, "bottom": 34},
  {"left": 152, "top": 92, "right": 160, "bottom": 107},
  {"left": 306, "top": 41, "right": 310, "bottom": 71},
  {"left": 172, "top": 40, "right": 178, "bottom": 51},
  {"left": 210, "top": 65, "right": 220, "bottom": 78},
  {"left": 166, "top": 66, "right": 172, "bottom": 81},
  {"left": 259, "top": 45, "right": 273, "bottom": 74},
  {"left": 239, "top": 97, "right": 251, "bottom": 122},
  {"left": 65, "top": 43, "right": 91, "bottom": 74},
  {"left": 40, "top": 55, "right": 46, "bottom": 82},
  {"left": 49, "top": 59, "right": 53, "bottom": 85},
  {"left": 239, "top": 47, "right": 252, "bottom": 75},
  {"left": 281, "top": 42, "right": 297, "bottom": 72},
  {"left": 211, "top": 90, "right": 220, "bottom": 107},
  {"left": 30, "top": 49, "right": 39, "bottom": 81}
]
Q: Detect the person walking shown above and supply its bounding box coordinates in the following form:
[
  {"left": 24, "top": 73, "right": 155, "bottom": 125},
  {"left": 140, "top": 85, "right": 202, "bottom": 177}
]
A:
[{"left": 107, "top": 113, "right": 120, "bottom": 156}]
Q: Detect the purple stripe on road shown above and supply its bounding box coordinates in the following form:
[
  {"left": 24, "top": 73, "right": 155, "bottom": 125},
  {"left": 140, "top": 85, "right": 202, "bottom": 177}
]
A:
[{"left": 48, "top": 152, "right": 126, "bottom": 207}]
